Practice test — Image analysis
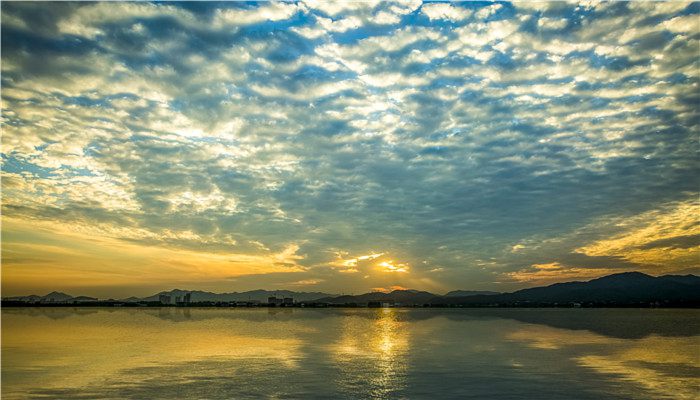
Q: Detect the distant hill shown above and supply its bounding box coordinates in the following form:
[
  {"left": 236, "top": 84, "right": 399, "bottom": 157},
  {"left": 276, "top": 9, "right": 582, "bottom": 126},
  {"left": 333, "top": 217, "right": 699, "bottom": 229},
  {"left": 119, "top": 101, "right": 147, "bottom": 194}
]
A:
[
  {"left": 434, "top": 272, "right": 700, "bottom": 305},
  {"left": 445, "top": 290, "right": 500, "bottom": 297},
  {"left": 655, "top": 274, "right": 700, "bottom": 286},
  {"left": 138, "top": 289, "right": 338, "bottom": 303},
  {"left": 2, "top": 292, "right": 96, "bottom": 303},
  {"left": 310, "top": 272, "right": 700, "bottom": 306},
  {"left": 4, "top": 291, "right": 75, "bottom": 303},
  {"left": 316, "top": 289, "right": 439, "bottom": 305},
  {"left": 43, "top": 291, "right": 75, "bottom": 302},
  {"left": 4, "top": 272, "right": 698, "bottom": 306}
]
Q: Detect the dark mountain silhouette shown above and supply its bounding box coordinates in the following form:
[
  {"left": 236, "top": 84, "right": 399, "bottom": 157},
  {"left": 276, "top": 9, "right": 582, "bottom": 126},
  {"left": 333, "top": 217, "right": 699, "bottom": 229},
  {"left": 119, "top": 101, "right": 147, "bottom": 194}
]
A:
[
  {"left": 313, "top": 272, "right": 699, "bottom": 305},
  {"left": 138, "top": 289, "right": 338, "bottom": 303},
  {"left": 4, "top": 294, "right": 43, "bottom": 302},
  {"left": 656, "top": 274, "right": 700, "bottom": 285},
  {"left": 43, "top": 291, "right": 75, "bottom": 302},
  {"left": 445, "top": 290, "right": 500, "bottom": 297},
  {"left": 315, "top": 289, "right": 439, "bottom": 304},
  {"left": 4, "top": 291, "right": 75, "bottom": 303},
  {"left": 4, "top": 272, "right": 698, "bottom": 306},
  {"left": 434, "top": 272, "right": 700, "bottom": 305}
]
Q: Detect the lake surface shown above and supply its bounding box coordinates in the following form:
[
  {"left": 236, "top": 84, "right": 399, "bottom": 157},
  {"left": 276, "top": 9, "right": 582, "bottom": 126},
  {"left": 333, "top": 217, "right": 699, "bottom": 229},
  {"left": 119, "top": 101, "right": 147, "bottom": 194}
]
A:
[{"left": 2, "top": 308, "right": 699, "bottom": 399}]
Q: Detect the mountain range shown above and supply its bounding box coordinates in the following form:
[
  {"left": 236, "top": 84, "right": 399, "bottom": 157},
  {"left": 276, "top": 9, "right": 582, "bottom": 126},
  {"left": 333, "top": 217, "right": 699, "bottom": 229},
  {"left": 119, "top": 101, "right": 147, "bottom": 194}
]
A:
[
  {"left": 444, "top": 290, "right": 501, "bottom": 297},
  {"left": 307, "top": 272, "right": 700, "bottom": 305},
  {"left": 431, "top": 272, "right": 700, "bottom": 305},
  {"left": 137, "top": 289, "right": 338, "bottom": 303},
  {"left": 3, "top": 272, "right": 699, "bottom": 306},
  {"left": 3, "top": 291, "right": 98, "bottom": 303},
  {"left": 313, "top": 289, "right": 439, "bottom": 305}
]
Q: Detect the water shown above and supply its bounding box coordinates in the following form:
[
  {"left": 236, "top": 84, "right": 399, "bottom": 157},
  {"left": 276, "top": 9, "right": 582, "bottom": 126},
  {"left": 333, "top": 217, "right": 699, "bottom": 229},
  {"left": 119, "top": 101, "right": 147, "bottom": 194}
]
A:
[{"left": 2, "top": 308, "right": 699, "bottom": 399}]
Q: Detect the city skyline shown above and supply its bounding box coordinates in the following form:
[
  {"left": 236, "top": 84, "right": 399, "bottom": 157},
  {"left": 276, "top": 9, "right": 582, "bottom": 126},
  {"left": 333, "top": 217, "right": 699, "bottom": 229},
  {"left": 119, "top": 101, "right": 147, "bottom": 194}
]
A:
[{"left": 2, "top": 1, "right": 699, "bottom": 299}]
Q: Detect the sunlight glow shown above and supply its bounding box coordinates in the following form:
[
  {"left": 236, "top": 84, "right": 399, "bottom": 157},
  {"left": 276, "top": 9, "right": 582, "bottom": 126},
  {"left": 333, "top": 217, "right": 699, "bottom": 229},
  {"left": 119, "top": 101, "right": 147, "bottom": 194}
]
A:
[{"left": 377, "top": 261, "right": 409, "bottom": 273}]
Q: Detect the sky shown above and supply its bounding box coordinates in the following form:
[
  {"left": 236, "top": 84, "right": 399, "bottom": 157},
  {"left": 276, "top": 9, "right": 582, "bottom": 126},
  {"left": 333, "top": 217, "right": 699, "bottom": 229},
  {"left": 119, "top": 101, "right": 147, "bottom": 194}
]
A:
[{"left": 1, "top": 1, "right": 699, "bottom": 298}]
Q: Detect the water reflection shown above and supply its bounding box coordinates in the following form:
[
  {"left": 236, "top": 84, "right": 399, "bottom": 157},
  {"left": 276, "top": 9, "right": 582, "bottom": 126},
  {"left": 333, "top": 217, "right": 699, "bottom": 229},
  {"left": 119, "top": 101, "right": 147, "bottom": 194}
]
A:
[
  {"left": 328, "top": 309, "right": 409, "bottom": 398},
  {"left": 507, "top": 323, "right": 700, "bottom": 399},
  {"left": 6, "top": 307, "right": 697, "bottom": 339},
  {"left": 369, "top": 309, "right": 408, "bottom": 397},
  {"left": 2, "top": 308, "right": 698, "bottom": 399}
]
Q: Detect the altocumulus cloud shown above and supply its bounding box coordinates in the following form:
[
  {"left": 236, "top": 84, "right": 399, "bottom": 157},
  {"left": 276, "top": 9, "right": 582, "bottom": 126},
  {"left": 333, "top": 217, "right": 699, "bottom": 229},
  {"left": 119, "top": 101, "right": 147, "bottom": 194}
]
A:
[{"left": 1, "top": 1, "right": 698, "bottom": 296}]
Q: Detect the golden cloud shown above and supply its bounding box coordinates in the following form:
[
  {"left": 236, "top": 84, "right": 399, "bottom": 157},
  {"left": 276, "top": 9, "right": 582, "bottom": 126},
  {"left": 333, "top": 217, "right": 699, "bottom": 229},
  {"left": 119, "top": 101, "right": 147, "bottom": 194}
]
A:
[
  {"left": 371, "top": 285, "right": 409, "bottom": 293},
  {"left": 328, "top": 252, "right": 385, "bottom": 272},
  {"left": 377, "top": 261, "right": 409, "bottom": 273},
  {"left": 505, "top": 266, "right": 619, "bottom": 284},
  {"left": 576, "top": 199, "right": 699, "bottom": 270}
]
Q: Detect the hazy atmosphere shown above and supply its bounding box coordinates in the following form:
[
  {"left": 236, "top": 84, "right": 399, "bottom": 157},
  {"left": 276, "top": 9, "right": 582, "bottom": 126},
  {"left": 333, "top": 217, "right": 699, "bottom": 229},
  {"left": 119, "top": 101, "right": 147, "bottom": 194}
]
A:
[{"left": 2, "top": 1, "right": 699, "bottom": 298}]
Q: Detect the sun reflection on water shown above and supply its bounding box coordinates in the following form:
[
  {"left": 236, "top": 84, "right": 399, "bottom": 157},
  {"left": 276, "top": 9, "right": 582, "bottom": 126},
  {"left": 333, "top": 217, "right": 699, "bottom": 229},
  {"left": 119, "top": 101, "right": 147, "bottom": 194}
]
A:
[
  {"left": 371, "top": 308, "right": 409, "bottom": 397},
  {"left": 329, "top": 308, "right": 410, "bottom": 398}
]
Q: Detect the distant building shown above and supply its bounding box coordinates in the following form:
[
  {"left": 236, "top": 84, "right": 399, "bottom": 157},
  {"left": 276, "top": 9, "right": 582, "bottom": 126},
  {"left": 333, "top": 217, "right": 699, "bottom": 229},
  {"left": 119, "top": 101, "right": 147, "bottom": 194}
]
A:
[
  {"left": 268, "top": 296, "right": 287, "bottom": 306},
  {"left": 235, "top": 300, "right": 262, "bottom": 307},
  {"left": 368, "top": 300, "right": 393, "bottom": 308},
  {"left": 283, "top": 297, "right": 294, "bottom": 306},
  {"left": 176, "top": 293, "right": 191, "bottom": 305},
  {"left": 159, "top": 294, "right": 171, "bottom": 305},
  {"left": 72, "top": 296, "right": 98, "bottom": 303}
]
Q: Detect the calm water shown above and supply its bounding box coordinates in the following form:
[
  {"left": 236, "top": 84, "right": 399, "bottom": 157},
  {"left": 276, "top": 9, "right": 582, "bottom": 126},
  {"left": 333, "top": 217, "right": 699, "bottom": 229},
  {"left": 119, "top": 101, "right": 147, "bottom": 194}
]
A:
[{"left": 2, "top": 308, "right": 699, "bottom": 399}]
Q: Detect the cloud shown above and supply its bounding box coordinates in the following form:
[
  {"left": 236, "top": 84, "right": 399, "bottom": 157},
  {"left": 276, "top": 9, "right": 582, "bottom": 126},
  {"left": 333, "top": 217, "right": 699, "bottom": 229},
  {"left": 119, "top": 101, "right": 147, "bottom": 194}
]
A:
[
  {"left": 505, "top": 264, "right": 620, "bottom": 285},
  {"left": 500, "top": 197, "right": 699, "bottom": 285},
  {"left": 377, "top": 261, "right": 409, "bottom": 273},
  {"left": 288, "top": 279, "right": 324, "bottom": 286},
  {"left": 638, "top": 234, "right": 700, "bottom": 251},
  {"left": 575, "top": 199, "right": 700, "bottom": 268},
  {"left": 511, "top": 244, "right": 526, "bottom": 253},
  {"left": 538, "top": 17, "right": 568, "bottom": 30},
  {"left": 371, "top": 285, "right": 408, "bottom": 293},
  {"left": 1, "top": 1, "right": 698, "bottom": 296},
  {"left": 420, "top": 3, "right": 472, "bottom": 22},
  {"left": 212, "top": 2, "right": 300, "bottom": 27},
  {"left": 328, "top": 252, "right": 385, "bottom": 271}
]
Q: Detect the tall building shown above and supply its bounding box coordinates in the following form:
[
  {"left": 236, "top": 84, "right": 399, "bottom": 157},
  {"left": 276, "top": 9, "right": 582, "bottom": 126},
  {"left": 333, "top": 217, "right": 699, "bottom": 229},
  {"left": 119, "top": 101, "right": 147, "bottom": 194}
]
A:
[
  {"left": 183, "top": 293, "right": 191, "bottom": 304},
  {"left": 159, "top": 294, "right": 171, "bottom": 305}
]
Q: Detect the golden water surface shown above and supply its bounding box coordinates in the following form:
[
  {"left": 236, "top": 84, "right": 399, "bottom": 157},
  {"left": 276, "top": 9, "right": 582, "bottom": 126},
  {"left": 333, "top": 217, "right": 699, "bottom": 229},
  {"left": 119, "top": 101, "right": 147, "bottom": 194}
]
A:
[{"left": 2, "top": 308, "right": 698, "bottom": 399}]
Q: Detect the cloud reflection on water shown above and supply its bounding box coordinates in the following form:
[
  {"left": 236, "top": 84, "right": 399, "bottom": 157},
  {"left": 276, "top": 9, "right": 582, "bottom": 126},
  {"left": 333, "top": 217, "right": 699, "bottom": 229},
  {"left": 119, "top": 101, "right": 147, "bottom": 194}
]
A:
[{"left": 1, "top": 308, "right": 698, "bottom": 399}]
